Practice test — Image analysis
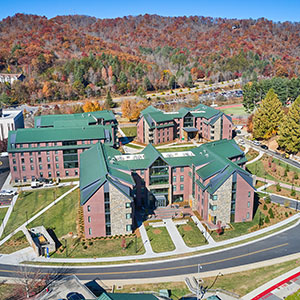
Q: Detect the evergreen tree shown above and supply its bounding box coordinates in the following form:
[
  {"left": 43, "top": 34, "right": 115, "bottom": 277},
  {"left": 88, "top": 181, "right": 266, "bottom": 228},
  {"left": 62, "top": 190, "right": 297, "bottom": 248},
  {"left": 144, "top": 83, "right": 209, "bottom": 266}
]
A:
[
  {"left": 253, "top": 88, "right": 283, "bottom": 139},
  {"left": 278, "top": 95, "right": 300, "bottom": 153},
  {"left": 143, "top": 77, "right": 153, "bottom": 91},
  {"left": 105, "top": 90, "right": 114, "bottom": 108},
  {"left": 186, "top": 73, "right": 194, "bottom": 88}
]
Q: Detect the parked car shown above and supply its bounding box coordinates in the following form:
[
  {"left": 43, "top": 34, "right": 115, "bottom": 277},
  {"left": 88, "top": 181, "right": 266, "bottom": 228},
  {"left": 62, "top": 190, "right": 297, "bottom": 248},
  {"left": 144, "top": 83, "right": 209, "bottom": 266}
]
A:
[
  {"left": 252, "top": 140, "right": 261, "bottom": 146},
  {"left": 44, "top": 181, "right": 56, "bottom": 187},
  {"left": 260, "top": 145, "right": 268, "bottom": 150},
  {"left": 0, "top": 190, "right": 17, "bottom": 196},
  {"left": 31, "top": 181, "right": 43, "bottom": 188},
  {"left": 66, "top": 292, "right": 85, "bottom": 300},
  {"left": 282, "top": 153, "right": 290, "bottom": 159}
]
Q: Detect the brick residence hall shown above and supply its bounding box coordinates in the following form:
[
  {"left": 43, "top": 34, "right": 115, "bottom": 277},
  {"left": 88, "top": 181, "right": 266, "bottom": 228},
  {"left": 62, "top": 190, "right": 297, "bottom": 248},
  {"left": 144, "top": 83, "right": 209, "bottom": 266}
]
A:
[
  {"left": 7, "top": 107, "right": 254, "bottom": 238},
  {"left": 137, "top": 104, "right": 233, "bottom": 145},
  {"left": 80, "top": 139, "right": 254, "bottom": 238},
  {"left": 7, "top": 110, "right": 117, "bottom": 183}
]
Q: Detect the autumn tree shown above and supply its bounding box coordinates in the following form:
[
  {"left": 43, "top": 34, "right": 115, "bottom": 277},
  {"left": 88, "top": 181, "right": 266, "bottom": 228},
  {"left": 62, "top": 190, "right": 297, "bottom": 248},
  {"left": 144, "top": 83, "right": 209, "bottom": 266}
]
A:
[
  {"left": 83, "top": 100, "right": 102, "bottom": 112},
  {"left": 278, "top": 95, "right": 300, "bottom": 153},
  {"left": 253, "top": 88, "right": 283, "bottom": 139},
  {"left": 121, "top": 99, "right": 149, "bottom": 121}
]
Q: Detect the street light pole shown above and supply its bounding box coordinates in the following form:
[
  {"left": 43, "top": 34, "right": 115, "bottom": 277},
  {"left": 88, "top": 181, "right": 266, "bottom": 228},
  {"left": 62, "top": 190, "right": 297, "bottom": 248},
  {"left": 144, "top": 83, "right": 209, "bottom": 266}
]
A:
[{"left": 197, "top": 264, "right": 202, "bottom": 300}]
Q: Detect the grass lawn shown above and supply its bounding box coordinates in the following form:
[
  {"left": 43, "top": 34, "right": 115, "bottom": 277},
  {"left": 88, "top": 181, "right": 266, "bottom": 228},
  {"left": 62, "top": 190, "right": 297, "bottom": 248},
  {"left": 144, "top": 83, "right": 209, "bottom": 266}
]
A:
[
  {"left": 266, "top": 185, "right": 300, "bottom": 200},
  {"left": 117, "top": 259, "right": 300, "bottom": 298},
  {"left": 220, "top": 106, "right": 249, "bottom": 116},
  {"left": 3, "top": 186, "right": 72, "bottom": 239},
  {"left": 125, "top": 143, "right": 143, "bottom": 149},
  {"left": 121, "top": 127, "right": 137, "bottom": 137},
  {"left": 28, "top": 188, "right": 79, "bottom": 239},
  {"left": 177, "top": 220, "right": 206, "bottom": 247},
  {"left": 158, "top": 146, "right": 197, "bottom": 153},
  {"left": 146, "top": 225, "right": 175, "bottom": 253},
  {"left": 255, "top": 180, "right": 266, "bottom": 189},
  {"left": 0, "top": 207, "right": 8, "bottom": 224},
  {"left": 52, "top": 235, "right": 145, "bottom": 258},
  {"left": 0, "top": 284, "right": 20, "bottom": 300},
  {"left": 0, "top": 231, "right": 29, "bottom": 254},
  {"left": 246, "top": 159, "right": 277, "bottom": 182},
  {"left": 211, "top": 198, "right": 295, "bottom": 241},
  {"left": 245, "top": 148, "right": 259, "bottom": 162},
  {"left": 286, "top": 290, "right": 300, "bottom": 300}
]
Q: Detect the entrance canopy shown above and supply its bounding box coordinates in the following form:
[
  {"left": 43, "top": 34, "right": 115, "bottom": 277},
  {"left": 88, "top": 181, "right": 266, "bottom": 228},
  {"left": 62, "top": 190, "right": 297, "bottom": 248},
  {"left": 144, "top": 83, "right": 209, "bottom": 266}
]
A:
[{"left": 182, "top": 127, "right": 198, "bottom": 132}]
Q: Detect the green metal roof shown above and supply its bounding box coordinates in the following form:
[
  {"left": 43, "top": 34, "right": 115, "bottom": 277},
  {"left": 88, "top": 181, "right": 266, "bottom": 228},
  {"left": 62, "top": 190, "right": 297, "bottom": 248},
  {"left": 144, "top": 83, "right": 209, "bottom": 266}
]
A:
[
  {"left": 8, "top": 125, "right": 113, "bottom": 145},
  {"left": 35, "top": 110, "right": 116, "bottom": 128}
]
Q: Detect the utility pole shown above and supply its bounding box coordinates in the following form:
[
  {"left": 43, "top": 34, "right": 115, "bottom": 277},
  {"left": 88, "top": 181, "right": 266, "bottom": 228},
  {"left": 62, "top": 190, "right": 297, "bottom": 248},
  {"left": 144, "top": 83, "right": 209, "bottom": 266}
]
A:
[{"left": 197, "top": 264, "right": 202, "bottom": 300}]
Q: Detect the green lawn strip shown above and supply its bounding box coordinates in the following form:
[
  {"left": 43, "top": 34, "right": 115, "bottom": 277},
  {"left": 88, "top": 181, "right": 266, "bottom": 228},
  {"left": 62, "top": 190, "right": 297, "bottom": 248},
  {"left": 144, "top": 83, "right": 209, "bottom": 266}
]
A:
[
  {"left": 146, "top": 225, "right": 175, "bottom": 253},
  {"left": 0, "top": 207, "right": 8, "bottom": 224},
  {"left": 28, "top": 188, "right": 79, "bottom": 239},
  {"left": 220, "top": 106, "right": 249, "bottom": 116},
  {"left": 121, "top": 127, "right": 137, "bottom": 137},
  {"left": 3, "top": 186, "right": 72, "bottom": 239},
  {"left": 22, "top": 219, "right": 298, "bottom": 267},
  {"left": 245, "top": 148, "right": 259, "bottom": 162},
  {"left": 59, "top": 178, "right": 79, "bottom": 183},
  {"left": 158, "top": 146, "right": 197, "bottom": 153},
  {"left": 286, "top": 289, "right": 300, "bottom": 300},
  {"left": 0, "top": 231, "right": 29, "bottom": 254},
  {"left": 125, "top": 143, "right": 143, "bottom": 149},
  {"left": 211, "top": 208, "right": 262, "bottom": 241},
  {"left": 176, "top": 220, "right": 206, "bottom": 247},
  {"left": 51, "top": 235, "right": 145, "bottom": 258}
]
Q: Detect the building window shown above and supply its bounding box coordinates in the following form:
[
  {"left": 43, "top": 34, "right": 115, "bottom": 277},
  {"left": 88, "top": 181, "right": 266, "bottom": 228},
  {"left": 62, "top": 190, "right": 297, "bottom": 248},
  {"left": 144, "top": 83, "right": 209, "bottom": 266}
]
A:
[
  {"left": 75, "top": 170, "right": 78, "bottom": 176},
  {"left": 173, "top": 168, "right": 176, "bottom": 173},
  {"left": 23, "top": 176, "right": 27, "bottom": 182},
  {"left": 247, "top": 212, "right": 250, "bottom": 219},
  {"left": 126, "top": 224, "right": 132, "bottom": 232},
  {"left": 248, "top": 191, "right": 251, "bottom": 197},
  {"left": 212, "top": 195, "right": 218, "bottom": 201},
  {"left": 88, "top": 228, "right": 92, "bottom": 235},
  {"left": 13, "top": 159, "right": 16, "bottom": 164},
  {"left": 88, "top": 216, "right": 91, "bottom": 223},
  {"left": 55, "top": 156, "right": 59, "bottom": 162},
  {"left": 87, "top": 205, "right": 91, "bottom": 212},
  {"left": 13, "top": 166, "right": 17, "bottom": 172},
  {"left": 46, "top": 151, "right": 50, "bottom": 155},
  {"left": 21, "top": 152, "right": 24, "bottom": 156},
  {"left": 211, "top": 205, "right": 217, "bottom": 211},
  {"left": 39, "top": 164, "right": 43, "bottom": 170},
  {"left": 40, "top": 172, "right": 43, "bottom": 177},
  {"left": 248, "top": 201, "right": 250, "bottom": 208},
  {"left": 48, "top": 164, "right": 51, "bottom": 169},
  {"left": 30, "top": 157, "right": 33, "bottom": 163},
  {"left": 12, "top": 153, "right": 15, "bottom": 157},
  {"left": 30, "top": 165, "right": 34, "bottom": 171},
  {"left": 180, "top": 167, "right": 184, "bottom": 172},
  {"left": 47, "top": 157, "right": 50, "bottom": 162},
  {"left": 125, "top": 202, "right": 131, "bottom": 208},
  {"left": 56, "top": 163, "right": 59, "bottom": 169},
  {"left": 173, "top": 176, "right": 176, "bottom": 182},
  {"left": 180, "top": 184, "right": 184, "bottom": 191},
  {"left": 173, "top": 185, "right": 176, "bottom": 192},
  {"left": 65, "top": 170, "right": 69, "bottom": 176},
  {"left": 29, "top": 152, "right": 32, "bottom": 156},
  {"left": 56, "top": 171, "right": 60, "bottom": 177},
  {"left": 38, "top": 157, "right": 42, "bottom": 163},
  {"left": 126, "top": 213, "right": 131, "bottom": 219},
  {"left": 180, "top": 175, "right": 184, "bottom": 182},
  {"left": 22, "top": 166, "right": 25, "bottom": 171},
  {"left": 48, "top": 171, "right": 51, "bottom": 177},
  {"left": 140, "top": 170, "right": 144, "bottom": 175},
  {"left": 106, "top": 224, "right": 111, "bottom": 236},
  {"left": 21, "top": 158, "right": 25, "bottom": 164},
  {"left": 55, "top": 150, "right": 58, "bottom": 154}
]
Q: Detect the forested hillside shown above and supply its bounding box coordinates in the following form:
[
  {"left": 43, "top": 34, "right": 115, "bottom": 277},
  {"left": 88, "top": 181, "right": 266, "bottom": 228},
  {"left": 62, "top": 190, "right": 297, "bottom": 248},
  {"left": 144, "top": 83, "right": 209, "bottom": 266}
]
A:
[{"left": 0, "top": 13, "right": 299, "bottom": 104}]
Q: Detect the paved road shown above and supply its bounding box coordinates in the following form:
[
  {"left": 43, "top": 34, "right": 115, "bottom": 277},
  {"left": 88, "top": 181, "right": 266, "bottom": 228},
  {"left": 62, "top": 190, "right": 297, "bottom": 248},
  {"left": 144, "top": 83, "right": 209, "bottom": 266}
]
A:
[
  {"left": 0, "top": 157, "right": 10, "bottom": 190},
  {"left": 0, "top": 220, "right": 298, "bottom": 281}
]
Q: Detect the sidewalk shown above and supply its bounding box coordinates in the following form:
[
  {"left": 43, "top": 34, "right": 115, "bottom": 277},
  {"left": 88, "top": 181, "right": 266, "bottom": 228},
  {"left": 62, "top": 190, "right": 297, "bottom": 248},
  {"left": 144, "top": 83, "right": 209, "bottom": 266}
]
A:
[
  {"left": 243, "top": 266, "right": 300, "bottom": 300},
  {"left": 246, "top": 150, "right": 264, "bottom": 165},
  {"left": 191, "top": 216, "right": 215, "bottom": 245},
  {"left": 256, "top": 177, "right": 300, "bottom": 192}
]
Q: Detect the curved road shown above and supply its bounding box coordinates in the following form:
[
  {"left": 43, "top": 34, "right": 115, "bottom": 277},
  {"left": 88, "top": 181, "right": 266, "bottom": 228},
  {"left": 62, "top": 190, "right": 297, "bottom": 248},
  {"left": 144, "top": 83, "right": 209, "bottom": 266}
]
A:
[{"left": 0, "top": 220, "right": 299, "bottom": 281}]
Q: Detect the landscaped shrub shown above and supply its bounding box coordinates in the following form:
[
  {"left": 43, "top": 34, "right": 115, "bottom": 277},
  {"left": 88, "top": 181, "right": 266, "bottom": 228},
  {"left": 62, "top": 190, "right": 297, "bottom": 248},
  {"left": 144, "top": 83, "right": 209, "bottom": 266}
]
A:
[
  {"left": 263, "top": 204, "right": 268, "bottom": 210},
  {"left": 265, "top": 196, "right": 271, "bottom": 204},
  {"left": 291, "top": 189, "right": 296, "bottom": 197},
  {"left": 294, "top": 173, "right": 299, "bottom": 180},
  {"left": 285, "top": 212, "right": 289, "bottom": 218},
  {"left": 265, "top": 215, "right": 270, "bottom": 223},
  {"left": 81, "top": 242, "right": 85, "bottom": 246},
  {"left": 88, "top": 241, "right": 93, "bottom": 246},
  {"left": 83, "top": 245, "right": 88, "bottom": 249},
  {"left": 276, "top": 183, "right": 281, "bottom": 192},
  {"left": 268, "top": 208, "right": 274, "bottom": 219}
]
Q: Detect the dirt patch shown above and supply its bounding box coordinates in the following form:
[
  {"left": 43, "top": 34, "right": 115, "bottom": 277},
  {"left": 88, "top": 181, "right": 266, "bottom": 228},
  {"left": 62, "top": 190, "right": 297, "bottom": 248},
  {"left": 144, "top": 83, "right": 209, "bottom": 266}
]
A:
[
  {"left": 183, "top": 225, "right": 193, "bottom": 232},
  {"left": 153, "top": 229, "right": 162, "bottom": 235}
]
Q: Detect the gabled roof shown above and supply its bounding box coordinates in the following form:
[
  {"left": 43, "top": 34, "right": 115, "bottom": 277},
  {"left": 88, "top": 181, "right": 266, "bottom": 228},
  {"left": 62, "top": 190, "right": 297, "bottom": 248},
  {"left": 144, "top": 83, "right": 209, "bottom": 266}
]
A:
[
  {"left": 80, "top": 143, "right": 134, "bottom": 205},
  {"left": 35, "top": 110, "right": 116, "bottom": 128}
]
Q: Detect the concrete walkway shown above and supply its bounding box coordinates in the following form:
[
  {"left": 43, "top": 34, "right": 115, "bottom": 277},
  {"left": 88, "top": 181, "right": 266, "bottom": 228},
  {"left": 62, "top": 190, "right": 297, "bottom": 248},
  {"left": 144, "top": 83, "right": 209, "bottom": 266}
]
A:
[
  {"left": 246, "top": 150, "right": 264, "bottom": 165},
  {"left": 0, "top": 183, "right": 79, "bottom": 247},
  {"left": 256, "top": 177, "right": 300, "bottom": 192},
  {"left": 138, "top": 223, "right": 154, "bottom": 255},
  {"left": 191, "top": 216, "right": 216, "bottom": 245},
  {"left": 243, "top": 266, "right": 300, "bottom": 300},
  {"left": 163, "top": 219, "right": 190, "bottom": 251}
]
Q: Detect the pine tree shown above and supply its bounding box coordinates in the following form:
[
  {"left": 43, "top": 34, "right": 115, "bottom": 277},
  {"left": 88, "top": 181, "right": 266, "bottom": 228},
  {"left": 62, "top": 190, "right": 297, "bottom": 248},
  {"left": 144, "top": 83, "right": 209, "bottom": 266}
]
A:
[
  {"left": 105, "top": 90, "right": 115, "bottom": 108},
  {"left": 253, "top": 88, "right": 283, "bottom": 139},
  {"left": 278, "top": 95, "right": 300, "bottom": 153}
]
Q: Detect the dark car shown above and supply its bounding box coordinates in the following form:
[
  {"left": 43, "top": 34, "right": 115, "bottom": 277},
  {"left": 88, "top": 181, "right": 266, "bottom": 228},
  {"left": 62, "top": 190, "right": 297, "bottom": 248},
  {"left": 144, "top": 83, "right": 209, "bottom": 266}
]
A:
[
  {"left": 260, "top": 145, "right": 268, "bottom": 150},
  {"left": 66, "top": 292, "right": 85, "bottom": 300}
]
